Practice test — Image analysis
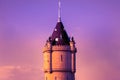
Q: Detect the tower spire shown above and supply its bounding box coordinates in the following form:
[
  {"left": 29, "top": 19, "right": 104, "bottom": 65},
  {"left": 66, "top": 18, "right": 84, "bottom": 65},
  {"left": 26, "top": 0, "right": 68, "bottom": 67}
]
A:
[{"left": 58, "top": 0, "right": 61, "bottom": 22}]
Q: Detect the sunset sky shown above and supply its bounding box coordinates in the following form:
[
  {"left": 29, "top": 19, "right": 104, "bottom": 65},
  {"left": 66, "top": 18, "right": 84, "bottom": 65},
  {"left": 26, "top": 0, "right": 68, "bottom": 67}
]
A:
[{"left": 0, "top": 0, "right": 120, "bottom": 80}]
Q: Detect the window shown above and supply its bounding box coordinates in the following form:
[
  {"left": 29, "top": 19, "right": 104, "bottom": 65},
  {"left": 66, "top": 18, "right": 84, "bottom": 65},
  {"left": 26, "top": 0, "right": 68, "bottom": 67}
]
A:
[
  {"left": 46, "top": 77, "right": 47, "bottom": 80},
  {"left": 55, "top": 76, "right": 57, "bottom": 80},
  {"left": 60, "top": 34, "right": 62, "bottom": 39},
  {"left": 55, "top": 38, "right": 59, "bottom": 41},
  {"left": 67, "top": 76, "right": 68, "bottom": 80},
  {"left": 55, "top": 28, "right": 57, "bottom": 31},
  {"left": 61, "top": 55, "right": 63, "bottom": 62},
  {"left": 47, "top": 55, "right": 49, "bottom": 62},
  {"left": 47, "top": 59, "right": 49, "bottom": 62}
]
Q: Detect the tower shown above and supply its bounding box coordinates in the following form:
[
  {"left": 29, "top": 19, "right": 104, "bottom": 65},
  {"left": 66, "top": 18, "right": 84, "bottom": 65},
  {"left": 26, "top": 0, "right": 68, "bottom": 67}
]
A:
[{"left": 43, "top": 0, "right": 77, "bottom": 80}]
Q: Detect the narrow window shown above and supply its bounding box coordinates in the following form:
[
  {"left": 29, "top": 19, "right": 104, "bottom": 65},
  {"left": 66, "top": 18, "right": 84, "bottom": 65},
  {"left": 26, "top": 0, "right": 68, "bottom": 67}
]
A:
[
  {"left": 47, "top": 59, "right": 49, "bottom": 62},
  {"left": 55, "top": 76, "right": 57, "bottom": 80},
  {"left": 46, "top": 77, "right": 47, "bottom": 80},
  {"left": 47, "top": 55, "right": 49, "bottom": 62},
  {"left": 61, "top": 55, "right": 63, "bottom": 62},
  {"left": 67, "top": 76, "right": 68, "bottom": 80}
]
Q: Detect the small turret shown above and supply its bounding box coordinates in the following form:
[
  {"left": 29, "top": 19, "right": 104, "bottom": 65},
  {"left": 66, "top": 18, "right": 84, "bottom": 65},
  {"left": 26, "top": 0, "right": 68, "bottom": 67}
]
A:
[
  {"left": 70, "top": 37, "right": 77, "bottom": 73},
  {"left": 70, "top": 37, "right": 77, "bottom": 53},
  {"left": 43, "top": 38, "right": 52, "bottom": 73}
]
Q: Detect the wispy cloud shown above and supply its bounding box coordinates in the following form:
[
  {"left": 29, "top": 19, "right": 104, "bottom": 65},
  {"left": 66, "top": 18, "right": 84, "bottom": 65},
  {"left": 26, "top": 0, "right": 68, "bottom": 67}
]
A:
[
  {"left": 0, "top": 66, "right": 14, "bottom": 80},
  {"left": 0, "top": 65, "right": 43, "bottom": 80}
]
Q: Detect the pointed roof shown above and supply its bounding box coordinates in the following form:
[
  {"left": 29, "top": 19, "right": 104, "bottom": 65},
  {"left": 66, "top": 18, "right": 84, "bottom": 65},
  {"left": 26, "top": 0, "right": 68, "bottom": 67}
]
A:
[
  {"left": 51, "top": 22, "right": 70, "bottom": 45},
  {"left": 48, "top": 0, "right": 70, "bottom": 45}
]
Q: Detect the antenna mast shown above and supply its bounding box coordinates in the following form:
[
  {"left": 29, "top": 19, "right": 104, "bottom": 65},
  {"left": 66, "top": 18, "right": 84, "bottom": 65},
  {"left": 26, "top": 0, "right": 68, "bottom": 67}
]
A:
[{"left": 58, "top": 0, "right": 61, "bottom": 22}]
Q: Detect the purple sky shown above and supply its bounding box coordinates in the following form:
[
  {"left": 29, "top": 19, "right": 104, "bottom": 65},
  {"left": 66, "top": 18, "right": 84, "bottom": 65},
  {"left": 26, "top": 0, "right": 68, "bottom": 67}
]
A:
[{"left": 0, "top": 0, "right": 120, "bottom": 80}]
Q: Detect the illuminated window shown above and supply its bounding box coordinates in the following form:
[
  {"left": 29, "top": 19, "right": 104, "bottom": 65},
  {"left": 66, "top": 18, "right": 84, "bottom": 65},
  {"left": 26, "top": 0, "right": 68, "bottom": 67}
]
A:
[
  {"left": 55, "top": 38, "right": 59, "bottom": 41},
  {"left": 55, "top": 28, "right": 57, "bottom": 31}
]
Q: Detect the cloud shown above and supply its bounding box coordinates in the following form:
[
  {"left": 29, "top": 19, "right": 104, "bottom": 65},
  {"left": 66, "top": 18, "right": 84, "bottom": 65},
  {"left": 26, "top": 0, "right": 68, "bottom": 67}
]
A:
[
  {"left": 0, "top": 65, "right": 44, "bottom": 80},
  {"left": 77, "top": 59, "right": 120, "bottom": 80},
  {"left": 0, "top": 66, "right": 14, "bottom": 80}
]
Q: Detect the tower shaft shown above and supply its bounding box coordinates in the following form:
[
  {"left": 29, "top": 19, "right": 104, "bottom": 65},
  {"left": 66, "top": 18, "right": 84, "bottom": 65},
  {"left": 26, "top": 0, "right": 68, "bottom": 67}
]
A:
[
  {"left": 42, "top": 0, "right": 77, "bottom": 80},
  {"left": 43, "top": 44, "right": 76, "bottom": 80}
]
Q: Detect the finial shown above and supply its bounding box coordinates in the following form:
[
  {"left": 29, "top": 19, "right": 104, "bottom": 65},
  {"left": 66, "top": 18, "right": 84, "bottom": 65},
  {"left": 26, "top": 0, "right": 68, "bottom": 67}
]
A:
[{"left": 58, "top": 0, "right": 61, "bottom": 22}]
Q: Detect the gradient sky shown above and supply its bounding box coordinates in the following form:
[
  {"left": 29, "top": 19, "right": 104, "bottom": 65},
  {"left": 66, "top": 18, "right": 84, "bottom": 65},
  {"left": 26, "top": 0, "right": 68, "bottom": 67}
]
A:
[{"left": 0, "top": 0, "right": 120, "bottom": 80}]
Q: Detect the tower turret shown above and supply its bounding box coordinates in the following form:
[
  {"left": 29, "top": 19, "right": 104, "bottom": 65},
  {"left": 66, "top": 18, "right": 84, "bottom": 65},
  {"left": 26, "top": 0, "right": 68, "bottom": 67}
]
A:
[{"left": 42, "top": 0, "right": 77, "bottom": 80}]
